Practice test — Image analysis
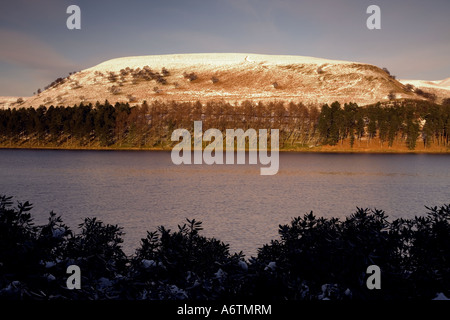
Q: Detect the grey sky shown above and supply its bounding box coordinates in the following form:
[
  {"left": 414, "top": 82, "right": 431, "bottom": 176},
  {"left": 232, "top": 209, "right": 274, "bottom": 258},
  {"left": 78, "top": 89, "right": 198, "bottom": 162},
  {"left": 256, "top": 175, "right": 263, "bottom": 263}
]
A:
[{"left": 0, "top": 0, "right": 449, "bottom": 96}]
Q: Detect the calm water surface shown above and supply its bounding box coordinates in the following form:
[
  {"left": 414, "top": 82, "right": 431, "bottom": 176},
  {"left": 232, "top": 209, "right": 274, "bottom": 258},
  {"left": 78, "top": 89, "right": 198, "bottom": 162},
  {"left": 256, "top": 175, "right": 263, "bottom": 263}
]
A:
[{"left": 0, "top": 149, "right": 449, "bottom": 256}]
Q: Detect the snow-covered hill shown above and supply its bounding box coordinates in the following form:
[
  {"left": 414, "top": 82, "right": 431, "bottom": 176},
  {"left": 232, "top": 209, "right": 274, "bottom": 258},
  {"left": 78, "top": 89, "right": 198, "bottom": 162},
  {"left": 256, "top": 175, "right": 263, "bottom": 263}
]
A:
[{"left": 8, "top": 53, "right": 443, "bottom": 108}]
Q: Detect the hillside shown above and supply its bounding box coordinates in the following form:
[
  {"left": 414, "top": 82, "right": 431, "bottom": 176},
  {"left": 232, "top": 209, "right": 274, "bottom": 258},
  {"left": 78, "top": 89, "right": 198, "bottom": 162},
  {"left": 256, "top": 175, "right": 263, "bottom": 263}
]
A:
[
  {"left": 0, "top": 96, "right": 26, "bottom": 109},
  {"left": 399, "top": 78, "right": 450, "bottom": 102},
  {"left": 6, "top": 53, "right": 435, "bottom": 109}
]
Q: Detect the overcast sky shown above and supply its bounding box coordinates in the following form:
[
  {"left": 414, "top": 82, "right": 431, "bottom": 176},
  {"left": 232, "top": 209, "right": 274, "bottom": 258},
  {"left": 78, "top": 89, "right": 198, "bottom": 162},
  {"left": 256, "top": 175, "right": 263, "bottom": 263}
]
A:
[{"left": 1, "top": 0, "right": 449, "bottom": 96}]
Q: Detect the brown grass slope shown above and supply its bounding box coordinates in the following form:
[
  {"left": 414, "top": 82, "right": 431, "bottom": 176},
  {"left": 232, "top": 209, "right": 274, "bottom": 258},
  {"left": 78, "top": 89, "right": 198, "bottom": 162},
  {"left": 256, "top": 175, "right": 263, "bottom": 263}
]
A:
[{"left": 10, "top": 53, "right": 439, "bottom": 108}]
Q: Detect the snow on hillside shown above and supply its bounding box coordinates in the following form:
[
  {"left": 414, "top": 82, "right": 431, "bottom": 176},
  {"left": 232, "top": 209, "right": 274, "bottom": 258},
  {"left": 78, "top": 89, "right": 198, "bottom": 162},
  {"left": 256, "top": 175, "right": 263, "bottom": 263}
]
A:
[
  {"left": 0, "top": 96, "right": 28, "bottom": 109},
  {"left": 89, "top": 53, "right": 353, "bottom": 72},
  {"left": 6, "top": 53, "right": 442, "bottom": 108},
  {"left": 399, "top": 79, "right": 450, "bottom": 91},
  {"left": 399, "top": 78, "right": 450, "bottom": 103}
]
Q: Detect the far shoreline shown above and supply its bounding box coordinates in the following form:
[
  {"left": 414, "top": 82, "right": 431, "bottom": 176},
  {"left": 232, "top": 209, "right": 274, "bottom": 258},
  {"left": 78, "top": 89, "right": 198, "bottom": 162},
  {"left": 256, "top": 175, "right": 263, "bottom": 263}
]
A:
[{"left": 1, "top": 145, "right": 449, "bottom": 154}]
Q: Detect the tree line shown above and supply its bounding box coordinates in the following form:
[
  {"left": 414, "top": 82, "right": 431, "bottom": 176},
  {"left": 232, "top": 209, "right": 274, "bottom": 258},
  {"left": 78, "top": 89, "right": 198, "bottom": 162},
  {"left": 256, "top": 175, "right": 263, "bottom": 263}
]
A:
[{"left": 0, "top": 99, "right": 449, "bottom": 150}]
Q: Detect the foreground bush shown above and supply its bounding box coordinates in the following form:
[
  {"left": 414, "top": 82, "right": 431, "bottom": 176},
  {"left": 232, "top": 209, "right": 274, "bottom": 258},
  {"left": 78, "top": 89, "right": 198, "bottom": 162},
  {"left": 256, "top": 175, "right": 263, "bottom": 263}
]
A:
[
  {"left": 0, "top": 195, "right": 449, "bottom": 300},
  {"left": 250, "top": 207, "right": 450, "bottom": 300}
]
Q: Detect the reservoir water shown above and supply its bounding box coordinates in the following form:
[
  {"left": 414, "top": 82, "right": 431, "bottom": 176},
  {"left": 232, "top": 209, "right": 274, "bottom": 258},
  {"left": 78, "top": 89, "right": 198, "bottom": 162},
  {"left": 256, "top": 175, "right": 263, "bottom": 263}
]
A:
[{"left": 0, "top": 149, "right": 449, "bottom": 257}]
